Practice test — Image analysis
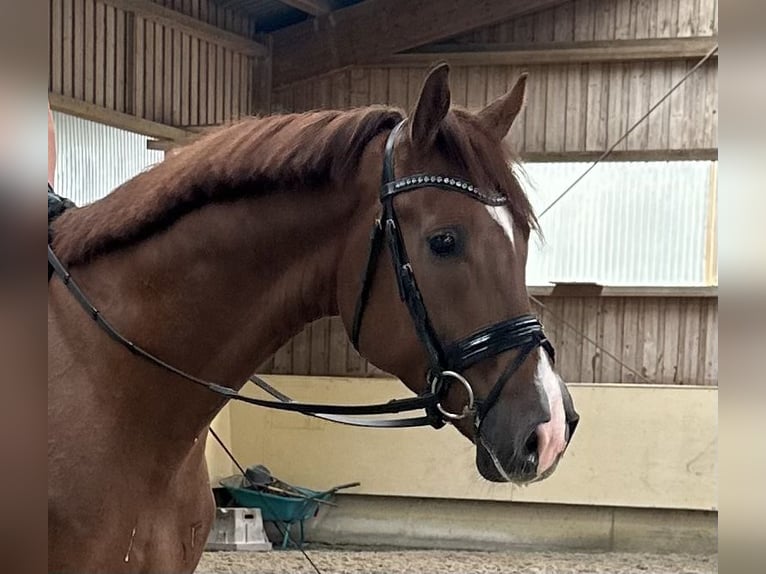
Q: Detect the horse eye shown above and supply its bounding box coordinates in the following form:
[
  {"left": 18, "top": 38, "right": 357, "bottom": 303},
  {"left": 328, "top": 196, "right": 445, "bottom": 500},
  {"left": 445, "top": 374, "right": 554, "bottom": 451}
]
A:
[{"left": 428, "top": 232, "right": 459, "bottom": 257}]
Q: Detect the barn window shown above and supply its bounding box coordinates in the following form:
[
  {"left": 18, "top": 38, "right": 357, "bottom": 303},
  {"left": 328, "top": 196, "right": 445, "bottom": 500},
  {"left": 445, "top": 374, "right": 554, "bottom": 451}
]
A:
[
  {"left": 519, "top": 160, "right": 718, "bottom": 287},
  {"left": 52, "top": 112, "right": 164, "bottom": 206}
]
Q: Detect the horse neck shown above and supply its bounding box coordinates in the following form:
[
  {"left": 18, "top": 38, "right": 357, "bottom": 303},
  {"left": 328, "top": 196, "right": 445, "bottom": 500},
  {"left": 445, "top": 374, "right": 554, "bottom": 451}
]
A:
[{"left": 65, "top": 182, "right": 359, "bottom": 441}]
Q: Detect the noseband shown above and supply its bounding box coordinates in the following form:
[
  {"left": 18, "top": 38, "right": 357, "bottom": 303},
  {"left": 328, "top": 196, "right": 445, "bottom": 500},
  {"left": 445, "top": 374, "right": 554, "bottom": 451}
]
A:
[
  {"left": 350, "top": 120, "right": 555, "bottom": 429},
  {"left": 47, "top": 120, "right": 553, "bottom": 431}
]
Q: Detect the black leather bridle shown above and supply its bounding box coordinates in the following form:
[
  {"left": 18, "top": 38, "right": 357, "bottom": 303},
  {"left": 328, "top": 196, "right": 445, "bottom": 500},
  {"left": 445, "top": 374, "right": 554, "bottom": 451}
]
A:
[
  {"left": 350, "top": 120, "right": 555, "bottom": 429},
  {"left": 47, "top": 120, "right": 554, "bottom": 430}
]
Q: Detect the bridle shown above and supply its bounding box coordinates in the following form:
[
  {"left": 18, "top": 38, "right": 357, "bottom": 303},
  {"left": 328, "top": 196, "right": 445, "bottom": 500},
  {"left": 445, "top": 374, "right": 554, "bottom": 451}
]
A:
[
  {"left": 349, "top": 120, "right": 555, "bottom": 429},
  {"left": 47, "top": 120, "right": 554, "bottom": 431}
]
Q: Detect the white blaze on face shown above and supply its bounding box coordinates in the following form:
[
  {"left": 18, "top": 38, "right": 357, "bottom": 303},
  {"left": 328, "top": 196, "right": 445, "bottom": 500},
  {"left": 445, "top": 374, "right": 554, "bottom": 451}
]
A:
[
  {"left": 485, "top": 204, "right": 565, "bottom": 476},
  {"left": 534, "top": 348, "right": 568, "bottom": 476},
  {"left": 485, "top": 205, "right": 515, "bottom": 248}
]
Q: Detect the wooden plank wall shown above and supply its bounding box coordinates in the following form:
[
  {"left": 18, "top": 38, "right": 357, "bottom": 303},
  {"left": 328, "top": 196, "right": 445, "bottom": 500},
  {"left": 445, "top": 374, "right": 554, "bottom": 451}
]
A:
[
  {"left": 454, "top": 0, "right": 718, "bottom": 43},
  {"left": 271, "top": 0, "right": 718, "bottom": 155},
  {"left": 49, "top": 0, "right": 268, "bottom": 127},
  {"left": 259, "top": 296, "right": 718, "bottom": 385},
  {"left": 265, "top": 0, "right": 719, "bottom": 386}
]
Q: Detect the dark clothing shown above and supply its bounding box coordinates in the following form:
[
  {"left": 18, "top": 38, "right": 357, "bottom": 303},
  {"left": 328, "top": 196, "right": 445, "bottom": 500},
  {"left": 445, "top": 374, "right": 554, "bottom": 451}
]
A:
[{"left": 48, "top": 184, "right": 76, "bottom": 281}]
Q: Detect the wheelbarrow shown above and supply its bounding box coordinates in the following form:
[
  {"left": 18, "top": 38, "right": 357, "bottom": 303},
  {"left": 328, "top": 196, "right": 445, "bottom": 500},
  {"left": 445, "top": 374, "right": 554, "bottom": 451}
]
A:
[{"left": 219, "top": 474, "right": 360, "bottom": 548}]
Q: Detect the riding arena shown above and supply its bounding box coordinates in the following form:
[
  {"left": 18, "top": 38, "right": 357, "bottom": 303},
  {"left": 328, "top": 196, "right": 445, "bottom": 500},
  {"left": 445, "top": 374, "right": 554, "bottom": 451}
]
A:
[{"left": 48, "top": 1, "right": 718, "bottom": 572}]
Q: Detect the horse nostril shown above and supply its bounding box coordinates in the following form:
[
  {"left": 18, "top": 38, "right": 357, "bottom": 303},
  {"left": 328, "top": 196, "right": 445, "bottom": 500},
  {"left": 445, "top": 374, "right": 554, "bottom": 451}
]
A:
[
  {"left": 567, "top": 417, "right": 579, "bottom": 442},
  {"left": 523, "top": 429, "right": 538, "bottom": 457}
]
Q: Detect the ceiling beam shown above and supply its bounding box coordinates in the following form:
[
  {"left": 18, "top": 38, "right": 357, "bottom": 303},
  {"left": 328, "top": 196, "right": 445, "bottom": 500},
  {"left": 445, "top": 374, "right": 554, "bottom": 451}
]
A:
[
  {"left": 271, "top": 0, "right": 569, "bottom": 87},
  {"left": 102, "top": 0, "right": 267, "bottom": 57},
  {"left": 278, "top": 1, "right": 332, "bottom": 16},
  {"left": 50, "top": 93, "right": 193, "bottom": 141},
  {"left": 147, "top": 139, "right": 179, "bottom": 152},
  {"left": 378, "top": 36, "right": 718, "bottom": 67},
  {"left": 528, "top": 285, "right": 718, "bottom": 298},
  {"left": 520, "top": 148, "right": 718, "bottom": 163}
]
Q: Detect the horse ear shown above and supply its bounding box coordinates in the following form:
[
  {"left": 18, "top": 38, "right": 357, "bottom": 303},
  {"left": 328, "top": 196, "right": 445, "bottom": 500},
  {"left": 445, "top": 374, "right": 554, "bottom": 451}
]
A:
[
  {"left": 477, "top": 72, "right": 528, "bottom": 141},
  {"left": 409, "top": 62, "right": 451, "bottom": 147}
]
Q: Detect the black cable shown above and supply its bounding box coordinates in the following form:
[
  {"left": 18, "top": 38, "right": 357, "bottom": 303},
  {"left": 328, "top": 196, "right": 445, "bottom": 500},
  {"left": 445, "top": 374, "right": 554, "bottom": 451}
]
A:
[
  {"left": 529, "top": 295, "right": 652, "bottom": 383},
  {"left": 209, "top": 427, "right": 250, "bottom": 480},
  {"left": 208, "top": 428, "right": 323, "bottom": 574},
  {"left": 538, "top": 44, "right": 719, "bottom": 220}
]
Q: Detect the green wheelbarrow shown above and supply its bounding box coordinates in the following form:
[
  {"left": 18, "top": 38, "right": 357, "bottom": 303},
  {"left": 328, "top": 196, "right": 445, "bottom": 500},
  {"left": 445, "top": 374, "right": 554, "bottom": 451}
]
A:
[{"left": 219, "top": 475, "right": 360, "bottom": 549}]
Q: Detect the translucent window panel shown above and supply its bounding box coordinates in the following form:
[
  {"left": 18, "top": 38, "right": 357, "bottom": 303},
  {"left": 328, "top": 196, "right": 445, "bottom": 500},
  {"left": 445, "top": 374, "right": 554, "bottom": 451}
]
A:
[
  {"left": 518, "top": 161, "right": 714, "bottom": 287},
  {"left": 53, "top": 112, "right": 164, "bottom": 206}
]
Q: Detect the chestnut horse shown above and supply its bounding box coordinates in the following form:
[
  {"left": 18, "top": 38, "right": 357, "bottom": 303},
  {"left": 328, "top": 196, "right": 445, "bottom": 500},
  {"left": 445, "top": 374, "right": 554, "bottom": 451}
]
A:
[{"left": 48, "top": 64, "right": 578, "bottom": 573}]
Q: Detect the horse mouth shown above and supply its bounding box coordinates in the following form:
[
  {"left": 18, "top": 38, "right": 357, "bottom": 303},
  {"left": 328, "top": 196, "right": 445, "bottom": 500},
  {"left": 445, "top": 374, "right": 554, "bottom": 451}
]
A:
[
  {"left": 475, "top": 427, "right": 571, "bottom": 485},
  {"left": 476, "top": 437, "right": 539, "bottom": 484}
]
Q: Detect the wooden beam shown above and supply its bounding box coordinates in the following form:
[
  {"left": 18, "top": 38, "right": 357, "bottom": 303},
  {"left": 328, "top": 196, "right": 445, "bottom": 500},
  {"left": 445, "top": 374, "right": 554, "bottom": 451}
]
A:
[
  {"left": 527, "top": 285, "right": 719, "bottom": 298},
  {"left": 704, "top": 162, "right": 718, "bottom": 285},
  {"left": 278, "top": 0, "right": 331, "bottom": 16},
  {"left": 520, "top": 148, "right": 718, "bottom": 163},
  {"left": 146, "top": 142, "right": 718, "bottom": 163},
  {"left": 380, "top": 36, "right": 719, "bottom": 67},
  {"left": 50, "top": 93, "right": 192, "bottom": 141},
  {"left": 147, "top": 138, "right": 186, "bottom": 151},
  {"left": 102, "top": 0, "right": 266, "bottom": 57},
  {"left": 271, "top": 0, "right": 569, "bottom": 87},
  {"left": 147, "top": 139, "right": 170, "bottom": 151}
]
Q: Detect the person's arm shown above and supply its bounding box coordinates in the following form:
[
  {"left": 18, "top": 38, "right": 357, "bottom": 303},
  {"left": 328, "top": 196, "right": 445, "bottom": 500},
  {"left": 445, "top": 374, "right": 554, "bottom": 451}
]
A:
[{"left": 48, "top": 101, "right": 56, "bottom": 186}]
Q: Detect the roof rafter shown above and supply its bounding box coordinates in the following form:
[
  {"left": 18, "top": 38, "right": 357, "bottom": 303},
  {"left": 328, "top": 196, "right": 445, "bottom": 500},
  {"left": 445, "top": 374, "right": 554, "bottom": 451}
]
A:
[
  {"left": 50, "top": 93, "right": 193, "bottom": 141},
  {"left": 379, "top": 37, "right": 719, "bottom": 67},
  {"left": 271, "top": 0, "right": 569, "bottom": 86},
  {"left": 103, "top": 0, "right": 267, "bottom": 57},
  {"left": 278, "top": 0, "right": 332, "bottom": 16}
]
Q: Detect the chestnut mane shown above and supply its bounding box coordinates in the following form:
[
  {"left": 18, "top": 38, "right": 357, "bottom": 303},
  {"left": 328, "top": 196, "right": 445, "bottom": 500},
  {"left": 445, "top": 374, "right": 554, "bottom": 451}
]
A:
[{"left": 52, "top": 106, "right": 536, "bottom": 266}]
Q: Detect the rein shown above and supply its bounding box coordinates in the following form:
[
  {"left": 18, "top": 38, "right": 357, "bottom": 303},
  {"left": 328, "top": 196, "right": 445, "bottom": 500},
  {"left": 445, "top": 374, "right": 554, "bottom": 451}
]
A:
[
  {"left": 47, "top": 243, "right": 438, "bottom": 428},
  {"left": 48, "top": 120, "right": 554, "bottom": 431}
]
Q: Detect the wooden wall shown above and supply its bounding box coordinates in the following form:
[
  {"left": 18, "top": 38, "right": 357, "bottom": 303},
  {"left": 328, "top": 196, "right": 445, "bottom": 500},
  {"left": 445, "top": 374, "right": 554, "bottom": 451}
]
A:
[
  {"left": 47, "top": 0, "right": 718, "bottom": 386},
  {"left": 225, "top": 380, "right": 718, "bottom": 511},
  {"left": 48, "top": 0, "right": 269, "bottom": 127},
  {"left": 259, "top": 295, "right": 718, "bottom": 386},
  {"left": 454, "top": 0, "right": 718, "bottom": 43},
  {"left": 264, "top": 0, "right": 719, "bottom": 386},
  {"left": 272, "top": 0, "right": 718, "bottom": 157}
]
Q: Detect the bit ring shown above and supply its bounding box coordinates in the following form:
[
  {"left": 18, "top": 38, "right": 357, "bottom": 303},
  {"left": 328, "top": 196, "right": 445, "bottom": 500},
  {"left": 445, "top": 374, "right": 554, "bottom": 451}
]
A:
[{"left": 431, "top": 370, "right": 475, "bottom": 420}]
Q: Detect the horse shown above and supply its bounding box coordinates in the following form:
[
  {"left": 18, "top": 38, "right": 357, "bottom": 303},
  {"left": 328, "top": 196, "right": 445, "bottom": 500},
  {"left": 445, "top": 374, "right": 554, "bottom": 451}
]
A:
[{"left": 48, "top": 63, "right": 579, "bottom": 573}]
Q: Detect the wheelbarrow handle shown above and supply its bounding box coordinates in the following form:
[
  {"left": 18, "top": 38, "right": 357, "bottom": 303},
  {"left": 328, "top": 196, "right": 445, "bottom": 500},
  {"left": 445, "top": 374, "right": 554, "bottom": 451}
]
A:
[
  {"left": 263, "top": 484, "right": 339, "bottom": 506},
  {"left": 311, "top": 482, "right": 361, "bottom": 499},
  {"left": 326, "top": 481, "right": 361, "bottom": 493}
]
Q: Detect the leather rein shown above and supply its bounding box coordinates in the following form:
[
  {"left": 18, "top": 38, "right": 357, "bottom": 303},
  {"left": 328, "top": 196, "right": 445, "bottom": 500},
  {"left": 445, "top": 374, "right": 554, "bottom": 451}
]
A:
[{"left": 47, "top": 120, "right": 554, "bottom": 430}]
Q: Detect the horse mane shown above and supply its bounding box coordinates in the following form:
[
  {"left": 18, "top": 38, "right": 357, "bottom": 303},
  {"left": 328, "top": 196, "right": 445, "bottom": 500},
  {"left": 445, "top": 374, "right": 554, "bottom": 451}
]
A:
[
  {"left": 52, "top": 106, "right": 536, "bottom": 266},
  {"left": 437, "top": 109, "right": 538, "bottom": 235}
]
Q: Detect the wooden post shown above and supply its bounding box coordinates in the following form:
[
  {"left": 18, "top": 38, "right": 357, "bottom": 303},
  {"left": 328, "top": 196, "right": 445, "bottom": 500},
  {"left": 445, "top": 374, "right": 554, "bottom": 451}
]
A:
[{"left": 704, "top": 161, "right": 718, "bottom": 285}]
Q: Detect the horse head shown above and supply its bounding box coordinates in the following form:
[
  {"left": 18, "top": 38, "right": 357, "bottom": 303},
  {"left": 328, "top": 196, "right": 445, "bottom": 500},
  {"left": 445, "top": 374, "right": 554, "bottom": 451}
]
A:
[{"left": 338, "top": 64, "right": 579, "bottom": 484}]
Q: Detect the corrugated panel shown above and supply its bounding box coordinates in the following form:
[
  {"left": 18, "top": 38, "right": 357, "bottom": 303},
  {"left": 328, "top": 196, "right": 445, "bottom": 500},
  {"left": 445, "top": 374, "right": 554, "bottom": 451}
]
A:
[
  {"left": 521, "top": 161, "right": 714, "bottom": 286},
  {"left": 52, "top": 111, "right": 164, "bottom": 206}
]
